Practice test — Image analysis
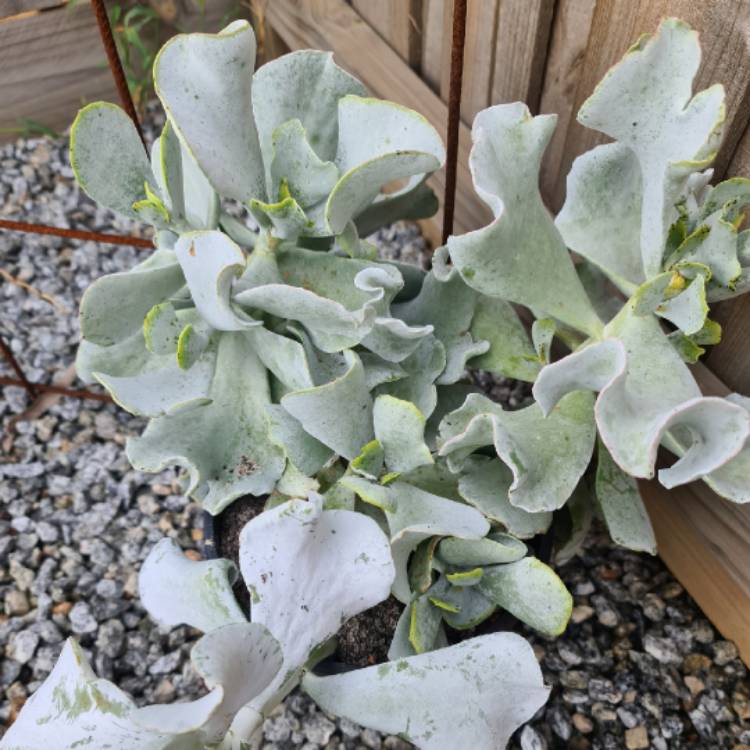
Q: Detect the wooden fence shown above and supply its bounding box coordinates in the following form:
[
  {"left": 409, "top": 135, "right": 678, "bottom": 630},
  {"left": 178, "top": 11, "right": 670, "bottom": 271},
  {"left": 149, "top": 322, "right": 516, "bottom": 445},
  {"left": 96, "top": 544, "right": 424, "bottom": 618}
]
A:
[
  {"left": 0, "top": 0, "right": 749, "bottom": 661},
  {"left": 263, "top": 0, "right": 750, "bottom": 662}
]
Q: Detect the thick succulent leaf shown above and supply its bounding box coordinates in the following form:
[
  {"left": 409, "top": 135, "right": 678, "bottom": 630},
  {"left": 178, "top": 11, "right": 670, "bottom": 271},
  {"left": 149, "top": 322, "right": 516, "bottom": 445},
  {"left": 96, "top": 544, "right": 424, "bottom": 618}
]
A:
[
  {"left": 281, "top": 350, "right": 373, "bottom": 460},
  {"left": 252, "top": 50, "right": 367, "bottom": 193},
  {"left": 409, "top": 593, "right": 444, "bottom": 653},
  {"left": 394, "top": 246, "right": 488, "bottom": 383},
  {"left": 533, "top": 310, "right": 750, "bottom": 485},
  {"left": 669, "top": 393, "right": 750, "bottom": 503},
  {"left": 438, "top": 392, "right": 596, "bottom": 512},
  {"left": 373, "top": 394, "right": 433, "bottom": 473},
  {"left": 438, "top": 536, "right": 527, "bottom": 567},
  {"left": 458, "top": 457, "right": 553, "bottom": 538},
  {"left": 479, "top": 558, "right": 572, "bottom": 636},
  {"left": 554, "top": 482, "right": 594, "bottom": 566},
  {"left": 354, "top": 178, "right": 439, "bottom": 237},
  {"left": 79, "top": 250, "right": 183, "bottom": 347},
  {"left": 270, "top": 118, "right": 339, "bottom": 208},
  {"left": 343, "top": 477, "right": 489, "bottom": 603},
  {"left": 595, "top": 440, "right": 657, "bottom": 553},
  {"left": 236, "top": 246, "right": 408, "bottom": 353},
  {"left": 171, "top": 623, "right": 282, "bottom": 743},
  {"left": 439, "top": 584, "right": 496, "bottom": 630},
  {"left": 556, "top": 142, "right": 644, "bottom": 291},
  {"left": 127, "top": 332, "right": 285, "bottom": 514},
  {"left": 447, "top": 102, "right": 602, "bottom": 337},
  {"left": 303, "top": 632, "right": 550, "bottom": 750},
  {"left": 1, "top": 639, "right": 207, "bottom": 749},
  {"left": 154, "top": 20, "right": 266, "bottom": 202},
  {"left": 95, "top": 340, "right": 215, "bottom": 418},
  {"left": 361, "top": 352, "right": 408, "bottom": 389},
  {"left": 174, "top": 231, "right": 259, "bottom": 331},
  {"left": 70, "top": 101, "right": 154, "bottom": 220},
  {"left": 408, "top": 537, "right": 440, "bottom": 594},
  {"left": 249, "top": 194, "right": 310, "bottom": 240},
  {"left": 469, "top": 296, "right": 540, "bottom": 381},
  {"left": 266, "top": 404, "right": 333, "bottom": 476},
  {"left": 139, "top": 538, "right": 246, "bottom": 631},
  {"left": 326, "top": 96, "right": 445, "bottom": 233},
  {"left": 247, "top": 326, "right": 315, "bottom": 392},
  {"left": 577, "top": 18, "right": 724, "bottom": 278},
  {"left": 239, "top": 495, "right": 395, "bottom": 709},
  {"left": 376, "top": 336, "right": 446, "bottom": 418}
]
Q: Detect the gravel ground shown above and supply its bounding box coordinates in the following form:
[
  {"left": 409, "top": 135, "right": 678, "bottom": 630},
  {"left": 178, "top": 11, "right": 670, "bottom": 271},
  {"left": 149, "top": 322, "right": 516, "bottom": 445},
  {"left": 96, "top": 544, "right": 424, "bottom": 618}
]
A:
[{"left": 1, "top": 113, "right": 749, "bottom": 749}]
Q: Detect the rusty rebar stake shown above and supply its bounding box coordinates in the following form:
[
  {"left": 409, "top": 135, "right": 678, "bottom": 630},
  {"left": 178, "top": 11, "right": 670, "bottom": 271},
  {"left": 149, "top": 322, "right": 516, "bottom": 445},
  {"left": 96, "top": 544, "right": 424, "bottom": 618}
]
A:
[
  {"left": 0, "top": 376, "right": 111, "bottom": 403},
  {"left": 91, "top": 0, "right": 146, "bottom": 148},
  {"left": 0, "top": 219, "right": 153, "bottom": 249},
  {"left": 0, "top": 335, "right": 38, "bottom": 398},
  {"left": 442, "top": 0, "right": 468, "bottom": 245}
]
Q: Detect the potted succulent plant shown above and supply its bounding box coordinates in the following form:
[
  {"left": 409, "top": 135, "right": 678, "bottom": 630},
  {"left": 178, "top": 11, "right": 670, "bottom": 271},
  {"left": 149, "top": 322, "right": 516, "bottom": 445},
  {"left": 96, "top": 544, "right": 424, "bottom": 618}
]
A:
[{"left": 4, "top": 15, "right": 750, "bottom": 750}]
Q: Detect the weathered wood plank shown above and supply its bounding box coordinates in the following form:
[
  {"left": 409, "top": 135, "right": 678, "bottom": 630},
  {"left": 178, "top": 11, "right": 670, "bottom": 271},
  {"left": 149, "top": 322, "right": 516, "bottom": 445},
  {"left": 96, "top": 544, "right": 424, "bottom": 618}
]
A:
[
  {"left": 538, "top": 0, "right": 597, "bottom": 208},
  {"left": 265, "top": 0, "right": 493, "bottom": 238},
  {"left": 352, "top": 0, "right": 423, "bottom": 69},
  {"left": 420, "top": 0, "right": 448, "bottom": 96},
  {"left": 641, "top": 479, "right": 750, "bottom": 665},
  {"left": 0, "top": 3, "right": 117, "bottom": 140},
  {"left": 552, "top": 0, "right": 750, "bottom": 207},
  {"left": 0, "top": 0, "right": 61, "bottom": 18},
  {"left": 491, "top": 0, "right": 555, "bottom": 110}
]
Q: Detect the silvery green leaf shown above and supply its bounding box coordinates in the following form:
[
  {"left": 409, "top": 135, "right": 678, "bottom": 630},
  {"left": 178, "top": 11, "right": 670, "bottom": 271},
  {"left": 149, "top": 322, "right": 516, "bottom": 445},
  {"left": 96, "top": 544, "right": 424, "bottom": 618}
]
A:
[
  {"left": 236, "top": 248, "right": 405, "bottom": 352},
  {"left": 447, "top": 102, "right": 602, "bottom": 337},
  {"left": 554, "top": 482, "right": 594, "bottom": 566},
  {"left": 399, "top": 461, "right": 462, "bottom": 501},
  {"left": 239, "top": 495, "right": 395, "bottom": 709},
  {"left": 556, "top": 142, "right": 644, "bottom": 292},
  {"left": 219, "top": 213, "right": 258, "bottom": 248},
  {"left": 247, "top": 326, "right": 315, "bottom": 392},
  {"left": 376, "top": 336, "right": 446, "bottom": 418},
  {"left": 351, "top": 439, "right": 385, "bottom": 480},
  {"left": 445, "top": 567, "right": 484, "bottom": 586},
  {"left": 394, "top": 246, "right": 488, "bottom": 383},
  {"left": 668, "top": 394, "right": 750, "bottom": 503},
  {"left": 342, "top": 477, "right": 489, "bottom": 603},
  {"left": 270, "top": 118, "right": 339, "bottom": 208},
  {"left": 144, "top": 301, "right": 181, "bottom": 354},
  {"left": 174, "top": 231, "right": 260, "bottom": 331},
  {"left": 409, "top": 536, "right": 440, "bottom": 594},
  {"left": 252, "top": 50, "right": 367, "bottom": 194},
  {"left": 438, "top": 536, "right": 527, "bottom": 567},
  {"left": 438, "top": 392, "right": 596, "bottom": 512},
  {"left": 94, "top": 341, "right": 215, "bottom": 418},
  {"left": 354, "top": 178, "right": 439, "bottom": 237},
  {"left": 76, "top": 331, "right": 147, "bottom": 385},
  {"left": 79, "top": 250, "right": 183, "bottom": 347},
  {"left": 595, "top": 440, "right": 657, "bottom": 553},
  {"left": 137, "top": 623, "right": 283, "bottom": 745},
  {"left": 302, "top": 632, "right": 550, "bottom": 750},
  {"left": 576, "top": 18, "right": 724, "bottom": 278},
  {"left": 326, "top": 96, "right": 445, "bottom": 234},
  {"left": 1, "top": 638, "right": 208, "bottom": 749},
  {"left": 276, "top": 461, "right": 320, "bottom": 498},
  {"left": 479, "top": 558, "right": 572, "bottom": 636},
  {"left": 388, "top": 605, "right": 418, "bottom": 660},
  {"left": 409, "top": 593, "right": 443, "bottom": 653},
  {"left": 127, "top": 332, "right": 285, "bottom": 514},
  {"left": 373, "top": 394, "right": 433, "bottom": 473},
  {"left": 266, "top": 404, "right": 333, "bottom": 476},
  {"left": 281, "top": 350, "right": 373, "bottom": 460},
  {"left": 361, "top": 315, "right": 434, "bottom": 364},
  {"left": 457, "top": 457, "right": 553, "bottom": 539},
  {"left": 154, "top": 20, "right": 266, "bottom": 202},
  {"left": 656, "top": 274, "right": 708, "bottom": 334},
  {"left": 139, "top": 538, "right": 246, "bottom": 631},
  {"left": 533, "top": 309, "right": 750, "bottom": 486},
  {"left": 249, "top": 194, "right": 310, "bottom": 240},
  {"left": 70, "top": 101, "right": 155, "bottom": 220},
  {"left": 675, "top": 210, "right": 742, "bottom": 291},
  {"left": 699, "top": 177, "right": 750, "bottom": 220},
  {"left": 360, "top": 352, "right": 407, "bottom": 389},
  {"left": 439, "top": 585, "right": 496, "bottom": 630},
  {"left": 531, "top": 318, "right": 556, "bottom": 364},
  {"left": 468, "top": 296, "right": 539, "bottom": 382}
]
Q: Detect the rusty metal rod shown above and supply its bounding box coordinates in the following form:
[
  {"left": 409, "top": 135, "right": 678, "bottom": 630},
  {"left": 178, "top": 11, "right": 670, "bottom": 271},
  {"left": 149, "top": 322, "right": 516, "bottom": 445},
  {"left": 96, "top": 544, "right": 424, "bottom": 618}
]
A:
[
  {"left": 0, "top": 219, "right": 153, "bottom": 248},
  {"left": 0, "top": 335, "right": 37, "bottom": 397},
  {"left": 91, "top": 0, "right": 146, "bottom": 148},
  {"left": 0, "top": 376, "right": 111, "bottom": 403},
  {"left": 442, "top": 0, "right": 468, "bottom": 246}
]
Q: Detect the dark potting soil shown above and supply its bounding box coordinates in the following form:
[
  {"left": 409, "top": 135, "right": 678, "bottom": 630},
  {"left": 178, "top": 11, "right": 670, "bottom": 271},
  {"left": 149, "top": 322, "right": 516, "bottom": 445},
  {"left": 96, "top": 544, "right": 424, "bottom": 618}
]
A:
[
  {"left": 334, "top": 596, "right": 404, "bottom": 667},
  {"left": 214, "top": 493, "right": 266, "bottom": 616}
]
